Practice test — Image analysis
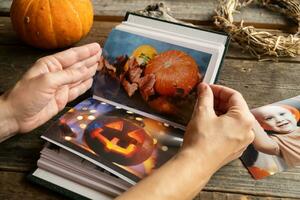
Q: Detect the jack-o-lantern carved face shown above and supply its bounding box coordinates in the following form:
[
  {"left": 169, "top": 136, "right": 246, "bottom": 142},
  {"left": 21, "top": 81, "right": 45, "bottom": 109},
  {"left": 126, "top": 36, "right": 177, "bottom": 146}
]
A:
[{"left": 85, "top": 117, "right": 154, "bottom": 166}]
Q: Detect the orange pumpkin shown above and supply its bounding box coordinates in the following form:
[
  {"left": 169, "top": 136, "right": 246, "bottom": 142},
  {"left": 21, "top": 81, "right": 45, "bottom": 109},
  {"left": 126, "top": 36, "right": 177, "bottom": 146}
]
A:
[
  {"left": 10, "top": 0, "right": 94, "bottom": 49},
  {"left": 145, "top": 50, "right": 200, "bottom": 97}
]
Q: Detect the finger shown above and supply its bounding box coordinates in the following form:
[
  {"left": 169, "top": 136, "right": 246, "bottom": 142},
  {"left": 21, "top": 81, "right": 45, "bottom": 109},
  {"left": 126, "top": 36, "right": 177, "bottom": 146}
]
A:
[
  {"left": 210, "top": 84, "right": 249, "bottom": 113},
  {"left": 40, "top": 63, "right": 97, "bottom": 89},
  {"left": 55, "top": 85, "right": 69, "bottom": 111},
  {"left": 53, "top": 43, "right": 101, "bottom": 67},
  {"left": 68, "top": 78, "right": 93, "bottom": 102},
  {"left": 68, "top": 63, "right": 98, "bottom": 88},
  {"left": 192, "top": 82, "right": 216, "bottom": 118},
  {"left": 23, "top": 56, "right": 62, "bottom": 80},
  {"left": 69, "top": 50, "right": 102, "bottom": 70}
]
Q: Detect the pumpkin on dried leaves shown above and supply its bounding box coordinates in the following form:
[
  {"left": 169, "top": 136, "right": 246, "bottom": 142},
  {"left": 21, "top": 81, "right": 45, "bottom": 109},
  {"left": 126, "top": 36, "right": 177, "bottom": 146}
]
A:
[
  {"left": 10, "top": 0, "right": 94, "bottom": 49},
  {"left": 144, "top": 50, "right": 200, "bottom": 97}
]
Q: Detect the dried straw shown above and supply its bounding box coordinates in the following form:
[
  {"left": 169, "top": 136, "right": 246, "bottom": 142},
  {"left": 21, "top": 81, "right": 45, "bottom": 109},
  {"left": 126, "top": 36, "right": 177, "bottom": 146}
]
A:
[{"left": 214, "top": 0, "right": 300, "bottom": 59}]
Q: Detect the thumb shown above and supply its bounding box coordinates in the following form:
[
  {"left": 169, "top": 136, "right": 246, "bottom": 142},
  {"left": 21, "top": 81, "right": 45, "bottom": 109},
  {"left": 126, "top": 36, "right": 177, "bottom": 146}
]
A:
[{"left": 193, "top": 82, "right": 216, "bottom": 118}]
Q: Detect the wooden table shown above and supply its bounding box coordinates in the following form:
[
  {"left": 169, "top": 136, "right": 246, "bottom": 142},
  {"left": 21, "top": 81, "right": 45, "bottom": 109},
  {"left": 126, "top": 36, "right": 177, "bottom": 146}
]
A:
[{"left": 1, "top": 0, "right": 300, "bottom": 199}]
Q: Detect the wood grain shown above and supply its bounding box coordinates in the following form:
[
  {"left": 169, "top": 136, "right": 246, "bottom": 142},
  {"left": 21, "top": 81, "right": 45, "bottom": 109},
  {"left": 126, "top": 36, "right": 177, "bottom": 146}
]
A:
[
  {"left": 218, "top": 59, "right": 300, "bottom": 108},
  {"left": 1, "top": 16, "right": 299, "bottom": 65},
  {"left": 0, "top": 0, "right": 295, "bottom": 29},
  {"left": 1, "top": 0, "right": 300, "bottom": 199},
  {"left": 1, "top": 171, "right": 297, "bottom": 200},
  {"left": 0, "top": 171, "right": 66, "bottom": 200},
  {"left": 196, "top": 191, "right": 298, "bottom": 200}
]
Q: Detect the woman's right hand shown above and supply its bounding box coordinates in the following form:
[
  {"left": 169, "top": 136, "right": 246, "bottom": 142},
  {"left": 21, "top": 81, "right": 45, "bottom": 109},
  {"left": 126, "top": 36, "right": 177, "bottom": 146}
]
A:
[
  {"left": 117, "top": 83, "right": 255, "bottom": 200},
  {"left": 182, "top": 83, "right": 255, "bottom": 171}
]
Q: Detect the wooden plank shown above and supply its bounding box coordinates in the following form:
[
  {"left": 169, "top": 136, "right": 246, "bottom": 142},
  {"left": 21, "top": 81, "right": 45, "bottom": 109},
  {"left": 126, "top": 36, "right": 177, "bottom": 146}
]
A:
[
  {"left": 218, "top": 59, "right": 300, "bottom": 108},
  {"left": 0, "top": 109, "right": 69, "bottom": 172},
  {"left": 0, "top": 171, "right": 66, "bottom": 200},
  {"left": 206, "top": 161, "right": 300, "bottom": 198},
  {"left": 0, "top": 133, "right": 44, "bottom": 172},
  {"left": 0, "top": 0, "right": 295, "bottom": 29},
  {"left": 196, "top": 191, "right": 298, "bottom": 200},
  {"left": 0, "top": 16, "right": 300, "bottom": 75},
  {"left": 0, "top": 171, "right": 298, "bottom": 200}
]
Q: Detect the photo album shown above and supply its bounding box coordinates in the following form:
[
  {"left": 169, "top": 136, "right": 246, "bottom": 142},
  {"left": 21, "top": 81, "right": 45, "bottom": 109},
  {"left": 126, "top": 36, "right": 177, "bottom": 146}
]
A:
[
  {"left": 29, "top": 12, "right": 230, "bottom": 200},
  {"left": 241, "top": 95, "right": 300, "bottom": 180}
]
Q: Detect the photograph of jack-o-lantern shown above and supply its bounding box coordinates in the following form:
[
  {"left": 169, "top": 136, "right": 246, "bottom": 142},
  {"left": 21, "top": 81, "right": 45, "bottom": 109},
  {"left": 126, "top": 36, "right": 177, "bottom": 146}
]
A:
[
  {"left": 84, "top": 116, "right": 155, "bottom": 166},
  {"left": 44, "top": 98, "right": 183, "bottom": 183},
  {"left": 94, "top": 29, "right": 212, "bottom": 126}
]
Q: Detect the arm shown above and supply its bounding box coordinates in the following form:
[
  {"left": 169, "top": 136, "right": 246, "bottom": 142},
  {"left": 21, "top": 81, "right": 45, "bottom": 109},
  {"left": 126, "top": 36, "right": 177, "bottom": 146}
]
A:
[
  {"left": 0, "top": 96, "right": 18, "bottom": 142},
  {"left": 117, "top": 83, "right": 255, "bottom": 200},
  {"left": 252, "top": 119, "right": 280, "bottom": 155},
  {"left": 0, "top": 43, "right": 101, "bottom": 142},
  {"left": 116, "top": 149, "right": 218, "bottom": 200}
]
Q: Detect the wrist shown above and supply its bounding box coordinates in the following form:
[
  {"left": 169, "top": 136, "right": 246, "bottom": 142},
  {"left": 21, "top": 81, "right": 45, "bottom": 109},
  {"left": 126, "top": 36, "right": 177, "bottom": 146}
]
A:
[
  {"left": 178, "top": 146, "right": 221, "bottom": 177},
  {"left": 0, "top": 94, "right": 19, "bottom": 142},
  {"left": 177, "top": 148, "right": 219, "bottom": 179}
]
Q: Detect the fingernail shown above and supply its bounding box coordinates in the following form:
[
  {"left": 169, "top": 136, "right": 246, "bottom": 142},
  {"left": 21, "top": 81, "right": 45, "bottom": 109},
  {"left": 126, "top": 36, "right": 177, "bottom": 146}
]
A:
[
  {"left": 197, "top": 82, "right": 207, "bottom": 94},
  {"left": 96, "top": 51, "right": 101, "bottom": 60},
  {"left": 89, "top": 43, "right": 101, "bottom": 54},
  {"left": 91, "top": 42, "right": 101, "bottom": 49},
  {"left": 201, "top": 82, "right": 208, "bottom": 89}
]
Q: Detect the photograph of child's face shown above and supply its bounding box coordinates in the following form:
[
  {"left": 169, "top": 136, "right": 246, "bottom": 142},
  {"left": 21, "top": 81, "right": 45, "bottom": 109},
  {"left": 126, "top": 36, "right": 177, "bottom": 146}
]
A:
[
  {"left": 241, "top": 96, "right": 300, "bottom": 179},
  {"left": 253, "top": 105, "right": 298, "bottom": 134}
]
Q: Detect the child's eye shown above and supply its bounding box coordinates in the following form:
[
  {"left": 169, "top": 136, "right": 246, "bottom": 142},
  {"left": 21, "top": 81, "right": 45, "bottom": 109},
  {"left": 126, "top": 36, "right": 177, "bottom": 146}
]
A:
[
  {"left": 265, "top": 117, "right": 273, "bottom": 121},
  {"left": 280, "top": 112, "right": 286, "bottom": 116}
]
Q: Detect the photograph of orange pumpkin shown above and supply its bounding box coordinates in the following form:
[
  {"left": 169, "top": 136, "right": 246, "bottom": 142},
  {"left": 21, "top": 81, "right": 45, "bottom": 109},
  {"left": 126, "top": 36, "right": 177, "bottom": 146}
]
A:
[{"left": 94, "top": 29, "right": 212, "bottom": 126}]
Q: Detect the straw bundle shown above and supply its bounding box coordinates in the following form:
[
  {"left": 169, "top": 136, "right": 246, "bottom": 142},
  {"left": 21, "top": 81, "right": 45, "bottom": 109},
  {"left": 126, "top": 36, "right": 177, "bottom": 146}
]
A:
[{"left": 214, "top": 0, "right": 300, "bottom": 59}]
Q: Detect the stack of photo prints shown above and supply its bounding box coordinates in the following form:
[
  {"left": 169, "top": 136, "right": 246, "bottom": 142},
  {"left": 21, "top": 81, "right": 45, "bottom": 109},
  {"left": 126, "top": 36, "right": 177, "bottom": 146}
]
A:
[{"left": 28, "top": 12, "right": 299, "bottom": 200}]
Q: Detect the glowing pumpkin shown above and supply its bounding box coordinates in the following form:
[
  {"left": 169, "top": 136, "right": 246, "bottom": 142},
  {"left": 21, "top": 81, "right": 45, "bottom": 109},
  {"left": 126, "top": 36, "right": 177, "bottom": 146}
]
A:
[
  {"left": 85, "top": 117, "right": 154, "bottom": 166},
  {"left": 10, "top": 0, "right": 93, "bottom": 49},
  {"left": 145, "top": 50, "right": 200, "bottom": 97}
]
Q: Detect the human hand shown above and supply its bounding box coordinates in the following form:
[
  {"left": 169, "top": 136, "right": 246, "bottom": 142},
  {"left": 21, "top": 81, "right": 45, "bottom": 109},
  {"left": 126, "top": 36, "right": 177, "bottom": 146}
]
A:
[
  {"left": 182, "top": 83, "right": 255, "bottom": 171},
  {"left": 117, "top": 84, "right": 254, "bottom": 200},
  {"left": 1, "top": 43, "right": 102, "bottom": 134}
]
